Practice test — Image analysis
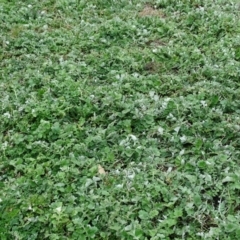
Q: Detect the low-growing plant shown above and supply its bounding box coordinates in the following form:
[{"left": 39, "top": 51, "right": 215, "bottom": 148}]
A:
[{"left": 1, "top": 0, "right": 240, "bottom": 239}]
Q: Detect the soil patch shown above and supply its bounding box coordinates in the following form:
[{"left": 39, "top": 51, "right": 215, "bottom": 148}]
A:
[{"left": 139, "top": 5, "right": 165, "bottom": 18}]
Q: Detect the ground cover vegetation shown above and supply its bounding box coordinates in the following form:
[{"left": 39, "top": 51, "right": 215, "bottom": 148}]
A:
[{"left": 1, "top": 0, "right": 240, "bottom": 239}]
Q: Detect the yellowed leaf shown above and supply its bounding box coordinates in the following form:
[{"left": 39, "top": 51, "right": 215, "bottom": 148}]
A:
[{"left": 98, "top": 164, "right": 106, "bottom": 175}]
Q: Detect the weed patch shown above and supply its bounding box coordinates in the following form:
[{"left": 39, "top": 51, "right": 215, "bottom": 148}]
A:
[{"left": 1, "top": 0, "right": 240, "bottom": 239}]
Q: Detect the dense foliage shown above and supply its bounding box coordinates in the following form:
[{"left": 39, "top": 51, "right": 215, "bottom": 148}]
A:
[{"left": 1, "top": 0, "right": 240, "bottom": 239}]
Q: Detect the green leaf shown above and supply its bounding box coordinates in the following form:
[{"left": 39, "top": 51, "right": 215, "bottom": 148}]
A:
[
  {"left": 197, "top": 160, "right": 207, "bottom": 169},
  {"left": 138, "top": 210, "right": 149, "bottom": 220},
  {"left": 149, "top": 209, "right": 159, "bottom": 219}
]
